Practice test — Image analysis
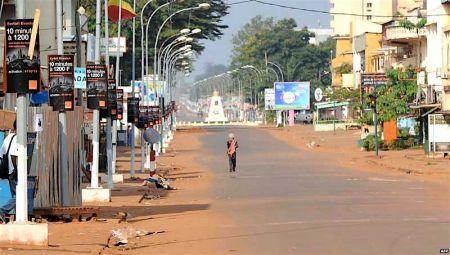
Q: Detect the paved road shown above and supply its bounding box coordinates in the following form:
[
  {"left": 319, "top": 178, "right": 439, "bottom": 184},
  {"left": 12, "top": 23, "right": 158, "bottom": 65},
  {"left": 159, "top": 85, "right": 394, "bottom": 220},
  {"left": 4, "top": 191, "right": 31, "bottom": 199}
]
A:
[{"left": 196, "top": 127, "right": 450, "bottom": 255}]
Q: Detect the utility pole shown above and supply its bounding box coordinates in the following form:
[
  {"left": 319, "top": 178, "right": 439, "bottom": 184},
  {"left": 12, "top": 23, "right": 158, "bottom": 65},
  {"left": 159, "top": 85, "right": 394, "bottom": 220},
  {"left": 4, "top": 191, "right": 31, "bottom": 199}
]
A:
[
  {"left": 74, "top": 0, "right": 83, "bottom": 106},
  {"left": 130, "top": 0, "right": 136, "bottom": 178},
  {"left": 105, "top": 0, "right": 113, "bottom": 189},
  {"left": 56, "top": 0, "right": 70, "bottom": 206},
  {"left": 91, "top": 0, "right": 102, "bottom": 189},
  {"left": 14, "top": 0, "right": 28, "bottom": 223},
  {"left": 112, "top": 0, "right": 122, "bottom": 182}
]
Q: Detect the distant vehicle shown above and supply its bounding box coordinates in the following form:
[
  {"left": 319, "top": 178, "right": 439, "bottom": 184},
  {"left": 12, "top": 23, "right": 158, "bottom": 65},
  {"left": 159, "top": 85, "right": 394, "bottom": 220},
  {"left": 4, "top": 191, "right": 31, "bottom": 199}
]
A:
[{"left": 295, "top": 112, "right": 312, "bottom": 124}]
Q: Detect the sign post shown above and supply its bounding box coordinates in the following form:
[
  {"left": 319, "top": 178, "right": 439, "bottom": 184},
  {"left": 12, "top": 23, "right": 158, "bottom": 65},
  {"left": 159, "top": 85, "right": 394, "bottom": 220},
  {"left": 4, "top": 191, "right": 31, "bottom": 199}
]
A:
[
  {"left": 5, "top": 17, "right": 40, "bottom": 223},
  {"left": 86, "top": 64, "right": 108, "bottom": 190}
]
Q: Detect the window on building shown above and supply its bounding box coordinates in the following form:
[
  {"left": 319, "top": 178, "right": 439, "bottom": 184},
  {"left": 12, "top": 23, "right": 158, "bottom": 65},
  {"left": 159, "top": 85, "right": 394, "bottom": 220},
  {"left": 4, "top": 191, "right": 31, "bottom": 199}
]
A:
[{"left": 366, "top": 15, "right": 372, "bottom": 21}]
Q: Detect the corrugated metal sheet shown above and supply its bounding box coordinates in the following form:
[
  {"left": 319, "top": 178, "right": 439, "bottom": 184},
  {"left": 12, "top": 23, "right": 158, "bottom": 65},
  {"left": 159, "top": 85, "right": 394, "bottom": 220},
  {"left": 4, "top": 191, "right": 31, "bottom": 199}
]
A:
[{"left": 28, "top": 106, "right": 83, "bottom": 208}]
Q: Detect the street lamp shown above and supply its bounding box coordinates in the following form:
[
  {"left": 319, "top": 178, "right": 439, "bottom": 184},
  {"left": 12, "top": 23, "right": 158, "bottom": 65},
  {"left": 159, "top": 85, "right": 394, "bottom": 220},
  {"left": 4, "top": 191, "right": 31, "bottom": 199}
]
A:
[{"left": 267, "top": 61, "right": 284, "bottom": 82}]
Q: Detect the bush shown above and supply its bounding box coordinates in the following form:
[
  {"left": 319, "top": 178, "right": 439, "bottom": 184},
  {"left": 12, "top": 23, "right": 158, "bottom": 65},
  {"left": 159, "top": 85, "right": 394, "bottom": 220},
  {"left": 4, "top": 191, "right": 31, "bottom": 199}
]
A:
[{"left": 363, "top": 134, "right": 386, "bottom": 151}]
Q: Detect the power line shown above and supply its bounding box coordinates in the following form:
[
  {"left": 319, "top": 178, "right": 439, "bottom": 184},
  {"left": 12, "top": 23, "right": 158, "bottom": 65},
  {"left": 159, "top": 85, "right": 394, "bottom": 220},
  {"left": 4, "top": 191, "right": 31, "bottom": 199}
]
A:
[{"left": 228, "top": 0, "right": 450, "bottom": 18}]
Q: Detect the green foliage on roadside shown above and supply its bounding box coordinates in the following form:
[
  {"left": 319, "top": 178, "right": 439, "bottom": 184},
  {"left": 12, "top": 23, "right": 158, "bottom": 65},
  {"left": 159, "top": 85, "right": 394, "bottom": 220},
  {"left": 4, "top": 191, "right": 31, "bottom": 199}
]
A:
[
  {"left": 376, "top": 68, "right": 417, "bottom": 122},
  {"left": 363, "top": 134, "right": 417, "bottom": 151}
]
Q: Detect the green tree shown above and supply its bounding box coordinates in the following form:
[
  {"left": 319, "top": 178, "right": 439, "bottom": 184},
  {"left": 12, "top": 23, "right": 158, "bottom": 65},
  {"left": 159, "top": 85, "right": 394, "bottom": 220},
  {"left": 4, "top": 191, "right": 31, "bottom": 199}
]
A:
[
  {"left": 376, "top": 68, "right": 417, "bottom": 122},
  {"left": 80, "top": 0, "right": 229, "bottom": 83},
  {"left": 230, "top": 16, "right": 335, "bottom": 105}
]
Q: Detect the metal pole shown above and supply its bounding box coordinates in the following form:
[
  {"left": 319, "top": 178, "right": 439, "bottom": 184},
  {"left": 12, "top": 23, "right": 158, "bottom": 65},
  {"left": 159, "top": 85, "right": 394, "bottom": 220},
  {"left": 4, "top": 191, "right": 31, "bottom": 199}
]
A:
[
  {"left": 91, "top": 0, "right": 102, "bottom": 189},
  {"left": 374, "top": 99, "right": 379, "bottom": 157},
  {"left": 130, "top": 0, "right": 136, "bottom": 178},
  {"left": 105, "top": 0, "right": 113, "bottom": 189},
  {"left": 112, "top": 0, "right": 122, "bottom": 179},
  {"left": 74, "top": 0, "right": 83, "bottom": 106},
  {"left": 333, "top": 101, "right": 336, "bottom": 133},
  {"left": 57, "top": 0, "right": 70, "bottom": 206},
  {"left": 14, "top": 0, "right": 28, "bottom": 223}
]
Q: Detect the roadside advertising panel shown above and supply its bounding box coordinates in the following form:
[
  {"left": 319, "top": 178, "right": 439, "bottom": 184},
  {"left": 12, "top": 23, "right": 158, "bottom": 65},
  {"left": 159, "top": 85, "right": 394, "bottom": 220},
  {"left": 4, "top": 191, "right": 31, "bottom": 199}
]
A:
[
  {"left": 48, "top": 55, "right": 74, "bottom": 111},
  {"left": 361, "top": 73, "right": 387, "bottom": 99},
  {"left": 264, "top": 88, "right": 275, "bottom": 110},
  {"left": 274, "top": 82, "right": 310, "bottom": 110},
  {"left": 127, "top": 97, "right": 139, "bottom": 123},
  {"left": 116, "top": 89, "right": 124, "bottom": 120},
  {"left": 428, "top": 114, "right": 450, "bottom": 153},
  {"left": 108, "top": 79, "right": 118, "bottom": 119},
  {"left": 86, "top": 65, "right": 108, "bottom": 109},
  {"left": 4, "top": 19, "right": 40, "bottom": 93}
]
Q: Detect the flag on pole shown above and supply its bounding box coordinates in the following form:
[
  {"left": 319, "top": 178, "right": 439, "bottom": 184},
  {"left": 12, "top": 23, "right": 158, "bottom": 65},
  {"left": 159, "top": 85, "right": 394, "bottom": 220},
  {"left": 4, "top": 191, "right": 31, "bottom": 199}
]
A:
[{"left": 108, "top": 0, "right": 136, "bottom": 22}]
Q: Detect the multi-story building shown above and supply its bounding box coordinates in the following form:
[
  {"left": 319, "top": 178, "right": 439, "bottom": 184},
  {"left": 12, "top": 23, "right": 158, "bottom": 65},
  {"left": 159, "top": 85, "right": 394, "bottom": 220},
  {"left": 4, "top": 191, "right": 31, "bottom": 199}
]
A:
[
  {"left": 330, "top": 0, "right": 426, "bottom": 88},
  {"left": 426, "top": 0, "right": 450, "bottom": 111}
]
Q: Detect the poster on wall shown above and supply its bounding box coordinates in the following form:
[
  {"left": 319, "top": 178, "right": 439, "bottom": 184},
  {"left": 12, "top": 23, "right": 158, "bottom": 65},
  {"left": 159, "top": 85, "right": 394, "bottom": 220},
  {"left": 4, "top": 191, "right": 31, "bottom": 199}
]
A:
[
  {"left": 4, "top": 19, "right": 40, "bottom": 93},
  {"left": 48, "top": 55, "right": 74, "bottom": 111},
  {"left": 116, "top": 89, "right": 124, "bottom": 120},
  {"left": 86, "top": 65, "right": 108, "bottom": 109},
  {"left": 274, "top": 82, "right": 310, "bottom": 110}
]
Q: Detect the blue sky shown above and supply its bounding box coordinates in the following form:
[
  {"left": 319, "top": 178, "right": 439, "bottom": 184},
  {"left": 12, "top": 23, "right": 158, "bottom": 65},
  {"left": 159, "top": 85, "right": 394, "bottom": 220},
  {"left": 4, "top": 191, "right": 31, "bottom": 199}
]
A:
[{"left": 191, "top": 0, "right": 331, "bottom": 78}]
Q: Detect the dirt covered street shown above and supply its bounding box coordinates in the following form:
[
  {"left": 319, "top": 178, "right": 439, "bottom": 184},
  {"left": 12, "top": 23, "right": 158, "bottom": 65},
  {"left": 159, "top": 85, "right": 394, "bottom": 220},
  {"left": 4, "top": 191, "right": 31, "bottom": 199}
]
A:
[{"left": 0, "top": 125, "right": 448, "bottom": 255}]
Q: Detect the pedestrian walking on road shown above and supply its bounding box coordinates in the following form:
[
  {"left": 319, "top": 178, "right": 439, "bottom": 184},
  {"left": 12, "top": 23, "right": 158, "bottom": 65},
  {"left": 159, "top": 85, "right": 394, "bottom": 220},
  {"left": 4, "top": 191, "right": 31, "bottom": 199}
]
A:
[{"left": 227, "top": 133, "right": 238, "bottom": 172}]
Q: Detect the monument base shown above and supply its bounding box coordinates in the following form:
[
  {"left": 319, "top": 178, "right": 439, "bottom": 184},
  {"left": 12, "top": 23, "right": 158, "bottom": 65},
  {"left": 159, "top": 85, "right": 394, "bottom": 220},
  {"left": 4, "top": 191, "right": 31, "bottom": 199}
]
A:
[
  {"left": 0, "top": 222, "right": 48, "bottom": 246},
  {"left": 82, "top": 187, "right": 111, "bottom": 203}
]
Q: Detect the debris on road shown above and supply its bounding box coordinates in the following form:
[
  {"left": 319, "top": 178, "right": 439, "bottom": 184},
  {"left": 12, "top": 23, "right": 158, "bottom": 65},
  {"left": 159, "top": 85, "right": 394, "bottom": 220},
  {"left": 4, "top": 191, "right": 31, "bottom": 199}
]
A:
[{"left": 106, "top": 226, "right": 166, "bottom": 248}]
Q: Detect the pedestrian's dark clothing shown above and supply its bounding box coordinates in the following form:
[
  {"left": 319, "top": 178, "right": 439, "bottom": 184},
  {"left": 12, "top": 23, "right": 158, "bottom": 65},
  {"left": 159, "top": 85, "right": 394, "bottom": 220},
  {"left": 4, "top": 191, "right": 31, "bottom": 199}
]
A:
[{"left": 227, "top": 139, "right": 238, "bottom": 172}]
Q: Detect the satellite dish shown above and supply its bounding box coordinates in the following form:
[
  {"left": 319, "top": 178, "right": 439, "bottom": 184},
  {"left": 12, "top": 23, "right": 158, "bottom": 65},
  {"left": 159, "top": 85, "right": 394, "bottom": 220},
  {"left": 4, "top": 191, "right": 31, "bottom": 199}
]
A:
[
  {"left": 314, "top": 88, "right": 324, "bottom": 102},
  {"left": 143, "top": 128, "right": 161, "bottom": 144}
]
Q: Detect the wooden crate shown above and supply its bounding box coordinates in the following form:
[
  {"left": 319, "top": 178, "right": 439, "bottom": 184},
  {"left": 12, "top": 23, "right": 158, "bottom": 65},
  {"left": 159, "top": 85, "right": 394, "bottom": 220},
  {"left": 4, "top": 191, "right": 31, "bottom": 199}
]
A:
[{"left": 0, "top": 110, "right": 16, "bottom": 130}]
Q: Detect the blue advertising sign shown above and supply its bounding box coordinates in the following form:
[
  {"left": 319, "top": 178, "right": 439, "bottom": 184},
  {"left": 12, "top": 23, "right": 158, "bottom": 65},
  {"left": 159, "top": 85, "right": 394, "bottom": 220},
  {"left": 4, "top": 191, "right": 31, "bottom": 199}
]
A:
[
  {"left": 74, "top": 67, "right": 86, "bottom": 89},
  {"left": 274, "top": 82, "right": 310, "bottom": 110}
]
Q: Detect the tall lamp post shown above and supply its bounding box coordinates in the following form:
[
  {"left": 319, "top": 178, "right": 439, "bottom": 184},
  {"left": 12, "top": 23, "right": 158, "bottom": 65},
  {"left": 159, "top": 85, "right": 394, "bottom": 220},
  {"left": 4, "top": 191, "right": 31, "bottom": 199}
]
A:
[{"left": 153, "top": 3, "right": 210, "bottom": 153}]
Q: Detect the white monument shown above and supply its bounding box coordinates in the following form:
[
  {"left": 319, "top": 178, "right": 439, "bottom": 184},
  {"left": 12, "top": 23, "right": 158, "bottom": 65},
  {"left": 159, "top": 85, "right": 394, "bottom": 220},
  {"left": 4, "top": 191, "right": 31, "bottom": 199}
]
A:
[{"left": 205, "top": 91, "right": 228, "bottom": 122}]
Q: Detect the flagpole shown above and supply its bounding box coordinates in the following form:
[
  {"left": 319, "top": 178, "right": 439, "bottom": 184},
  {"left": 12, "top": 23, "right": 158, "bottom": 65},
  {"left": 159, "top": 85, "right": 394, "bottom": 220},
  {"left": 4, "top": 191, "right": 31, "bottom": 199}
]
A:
[
  {"left": 112, "top": 0, "right": 122, "bottom": 181},
  {"left": 131, "top": 0, "right": 136, "bottom": 178}
]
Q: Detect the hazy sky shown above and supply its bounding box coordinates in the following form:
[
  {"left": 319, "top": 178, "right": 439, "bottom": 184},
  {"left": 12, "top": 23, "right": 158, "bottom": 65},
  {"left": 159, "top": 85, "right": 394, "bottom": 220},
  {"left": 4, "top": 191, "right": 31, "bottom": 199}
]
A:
[{"left": 191, "top": 0, "right": 331, "bottom": 78}]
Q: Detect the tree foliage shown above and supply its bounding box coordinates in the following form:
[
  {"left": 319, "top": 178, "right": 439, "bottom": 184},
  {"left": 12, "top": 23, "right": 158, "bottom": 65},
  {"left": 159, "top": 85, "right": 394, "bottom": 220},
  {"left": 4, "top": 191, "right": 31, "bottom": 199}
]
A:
[
  {"left": 80, "top": 0, "right": 229, "bottom": 83},
  {"left": 376, "top": 68, "right": 417, "bottom": 122},
  {"left": 230, "top": 16, "right": 335, "bottom": 104}
]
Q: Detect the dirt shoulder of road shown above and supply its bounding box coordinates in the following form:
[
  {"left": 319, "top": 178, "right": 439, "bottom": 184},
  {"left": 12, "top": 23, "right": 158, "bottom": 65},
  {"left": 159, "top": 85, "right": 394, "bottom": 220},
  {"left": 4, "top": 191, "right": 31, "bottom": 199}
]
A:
[
  {"left": 0, "top": 128, "right": 223, "bottom": 255},
  {"left": 263, "top": 125, "right": 450, "bottom": 186}
]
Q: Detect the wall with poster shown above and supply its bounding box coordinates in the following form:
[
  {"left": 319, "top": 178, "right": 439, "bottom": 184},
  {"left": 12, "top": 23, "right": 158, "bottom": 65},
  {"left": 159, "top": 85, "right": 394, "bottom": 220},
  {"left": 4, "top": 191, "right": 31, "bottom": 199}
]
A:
[{"left": 274, "top": 82, "right": 310, "bottom": 110}]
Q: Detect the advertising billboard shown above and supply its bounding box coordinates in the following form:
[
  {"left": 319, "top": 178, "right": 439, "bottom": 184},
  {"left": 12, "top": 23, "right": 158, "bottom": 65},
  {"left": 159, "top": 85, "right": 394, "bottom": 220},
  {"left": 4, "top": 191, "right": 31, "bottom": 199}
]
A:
[
  {"left": 48, "top": 55, "right": 74, "bottom": 111},
  {"left": 86, "top": 65, "right": 108, "bottom": 109},
  {"left": 4, "top": 19, "right": 40, "bottom": 93},
  {"left": 274, "top": 82, "right": 310, "bottom": 110}
]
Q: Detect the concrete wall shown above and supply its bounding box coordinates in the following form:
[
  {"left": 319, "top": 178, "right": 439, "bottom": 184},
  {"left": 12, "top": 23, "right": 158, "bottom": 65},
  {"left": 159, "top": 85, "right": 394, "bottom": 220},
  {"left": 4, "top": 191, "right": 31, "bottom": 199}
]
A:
[
  {"left": 332, "top": 37, "right": 353, "bottom": 87},
  {"left": 313, "top": 122, "right": 358, "bottom": 132},
  {"left": 427, "top": 0, "right": 450, "bottom": 110},
  {"left": 364, "top": 33, "right": 383, "bottom": 73},
  {"left": 330, "top": 0, "right": 395, "bottom": 36}
]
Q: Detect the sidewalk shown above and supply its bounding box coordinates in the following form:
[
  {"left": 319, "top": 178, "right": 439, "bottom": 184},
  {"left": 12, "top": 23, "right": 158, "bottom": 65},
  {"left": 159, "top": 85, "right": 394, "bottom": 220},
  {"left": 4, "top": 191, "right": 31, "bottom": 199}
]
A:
[
  {"left": 0, "top": 128, "right": 219, "bottom": 255},
  {"left": 264, "top": 125, "right": 449, "bottom": 185}
]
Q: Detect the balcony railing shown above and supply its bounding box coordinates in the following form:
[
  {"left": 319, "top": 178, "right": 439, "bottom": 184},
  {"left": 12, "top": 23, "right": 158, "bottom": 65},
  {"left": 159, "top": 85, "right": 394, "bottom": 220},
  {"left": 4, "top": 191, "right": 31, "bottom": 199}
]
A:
[{"left": 385, "top": 26, "right": 426, "bottom": 41}]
